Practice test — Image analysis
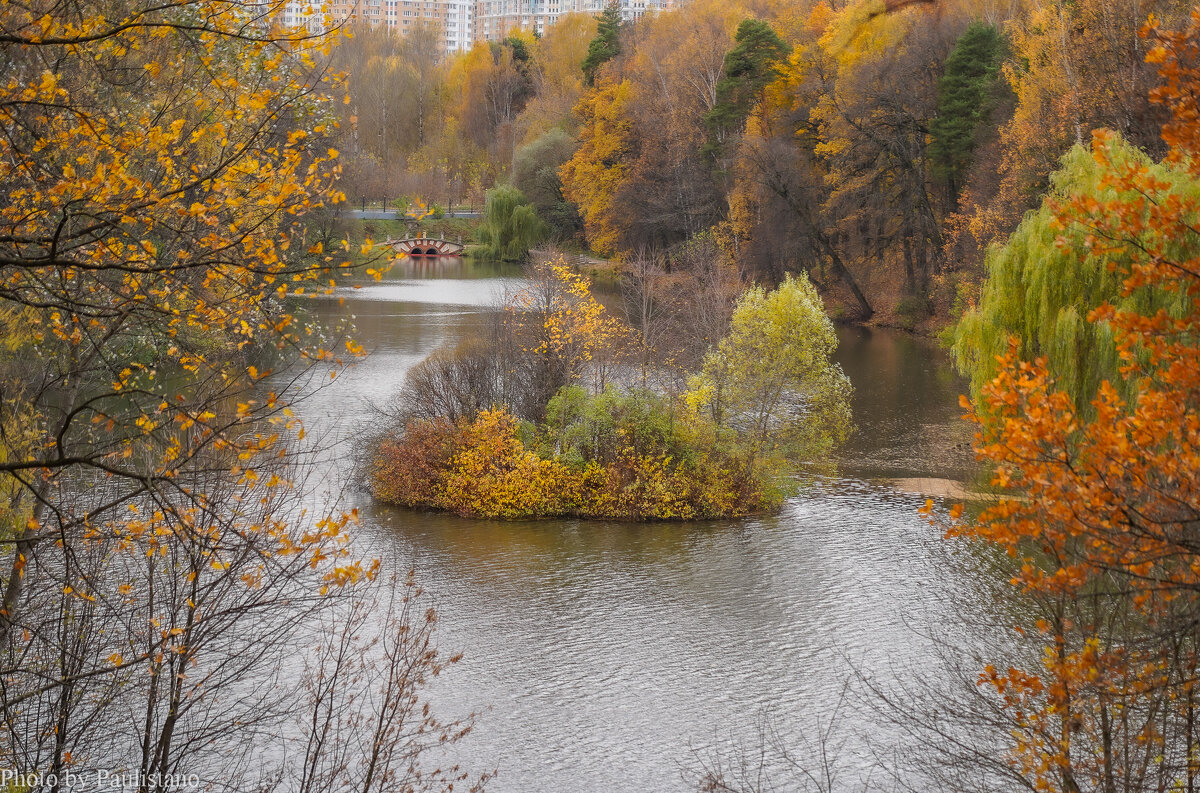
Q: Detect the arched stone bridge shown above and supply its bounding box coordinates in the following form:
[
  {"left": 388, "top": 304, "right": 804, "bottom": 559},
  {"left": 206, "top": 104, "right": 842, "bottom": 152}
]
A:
[{"left": 389, "top": 237, "right": 465, "bottom": 257}]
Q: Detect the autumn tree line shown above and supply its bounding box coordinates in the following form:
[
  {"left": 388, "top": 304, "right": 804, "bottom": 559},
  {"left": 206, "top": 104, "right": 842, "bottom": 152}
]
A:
[{"left": 330, "top": 0, "right": 1193, "bottom": 324}]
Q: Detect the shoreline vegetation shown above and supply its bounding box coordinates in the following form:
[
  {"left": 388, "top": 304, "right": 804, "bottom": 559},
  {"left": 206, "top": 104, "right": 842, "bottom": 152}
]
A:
[
  {"left": 12, "top": 0, "right": 1200, "bottom": 791},
  {"left": 368, "top": 259, "right": 851, "bottom": 520}
]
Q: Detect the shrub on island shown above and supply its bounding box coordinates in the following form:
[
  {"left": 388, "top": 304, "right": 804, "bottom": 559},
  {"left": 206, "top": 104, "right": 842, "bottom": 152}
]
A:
[
  {"left": 372, "top": 393, "right": 783, "bottom": 520},
  {"left": 369, "top": 263, "right": 850, "bottom": 521}
]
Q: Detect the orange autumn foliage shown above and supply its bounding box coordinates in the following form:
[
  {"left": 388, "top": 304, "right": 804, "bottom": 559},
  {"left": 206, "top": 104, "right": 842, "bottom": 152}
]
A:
[
  {"left": 948, "top": 10, "right": 1200, "bottom": 790},
  {"left": 558, "top": 79, "right": 635, "bottom": 257},
  {"left": 373, "top": 409, "right": 578, "bottom": 519}
]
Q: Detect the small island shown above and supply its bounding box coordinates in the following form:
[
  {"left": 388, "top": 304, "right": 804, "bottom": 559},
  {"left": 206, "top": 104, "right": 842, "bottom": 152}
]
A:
[{"left": 369, "top": 259, "right": 852, "bottom": 520}]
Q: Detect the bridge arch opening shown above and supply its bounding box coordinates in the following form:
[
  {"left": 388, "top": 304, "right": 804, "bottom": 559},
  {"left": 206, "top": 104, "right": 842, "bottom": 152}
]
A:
[{"left": 392, "top": 237, "right": 463, "bottom": 257}]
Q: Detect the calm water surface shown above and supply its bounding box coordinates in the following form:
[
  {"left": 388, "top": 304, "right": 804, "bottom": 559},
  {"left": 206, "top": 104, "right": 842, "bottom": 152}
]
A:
[{"left": 295, "top": 258, "right": 977, "bottom": 792}]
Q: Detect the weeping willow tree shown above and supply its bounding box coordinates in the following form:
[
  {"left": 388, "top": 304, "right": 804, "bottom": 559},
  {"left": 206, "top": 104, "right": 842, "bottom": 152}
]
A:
[
  {"left": 953, "top": 135, "right": 1197, "bottom": 412},
  {"left": 476, "top": 185, "right": 546, "bottom": 261}
]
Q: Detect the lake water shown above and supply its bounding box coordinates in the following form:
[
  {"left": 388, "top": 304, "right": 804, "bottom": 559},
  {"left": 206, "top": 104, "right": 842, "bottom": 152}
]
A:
[{"left": 293, "top": 257, "right": 978, "bottom": 793}]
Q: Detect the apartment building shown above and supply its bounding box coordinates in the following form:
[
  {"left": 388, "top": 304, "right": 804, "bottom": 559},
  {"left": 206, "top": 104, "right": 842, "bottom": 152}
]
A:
[
  {"left": 280, "top": 0, "right": 474, "bottom": 53},
  {"left": 280, "top": 0, "right": 677, "bottom": 53},
  {"left": 472, "top": 0, "right": 668, "bottom": 42}
]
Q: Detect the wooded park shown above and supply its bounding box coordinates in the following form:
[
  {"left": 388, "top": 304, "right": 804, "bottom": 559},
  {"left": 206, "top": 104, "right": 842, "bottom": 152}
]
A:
[{"left": 4, "top": 0, "right": 1200, "bottom": 791}]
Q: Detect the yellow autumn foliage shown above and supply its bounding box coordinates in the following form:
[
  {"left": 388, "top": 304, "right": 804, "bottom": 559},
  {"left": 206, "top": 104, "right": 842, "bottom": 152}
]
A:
[
  {"left": 559, "top": 80, "right": 635, "bottom": 257},
  {"left": 372, "top": 403, "right": 781, "bottom": 521}
]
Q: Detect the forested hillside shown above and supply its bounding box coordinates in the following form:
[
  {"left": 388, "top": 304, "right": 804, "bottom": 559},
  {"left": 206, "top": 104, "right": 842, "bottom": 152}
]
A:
[{"left": 331, "top": 0, "right": 1193, "bottom": 326}]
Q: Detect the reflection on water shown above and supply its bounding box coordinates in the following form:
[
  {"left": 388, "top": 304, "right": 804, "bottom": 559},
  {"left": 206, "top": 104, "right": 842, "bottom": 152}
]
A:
[
  {"left": 835, "top": 325, "right": 975, "bottom": 481},
  {"left": 290, "top": 260, "right": 975, "bottom": 793},
  {"left": 325, "top": 277, "right": 527, "bottom": 307}
]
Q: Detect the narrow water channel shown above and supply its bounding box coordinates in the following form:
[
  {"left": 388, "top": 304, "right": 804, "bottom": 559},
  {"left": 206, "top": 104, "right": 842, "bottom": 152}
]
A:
[{"left": 292, "top": 257, "right": 978, "bottom": 792}]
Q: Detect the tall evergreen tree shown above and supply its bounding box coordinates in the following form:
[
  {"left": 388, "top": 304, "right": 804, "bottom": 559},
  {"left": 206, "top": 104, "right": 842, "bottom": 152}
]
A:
[
  {"left": 505, "top": 33, "right": 532, "bottom": 68},
  {"left": 702, "top": 18, "right": 790, "bottom": 160},
  {"left": 929, "top": 21, "right": 1005, "bottom": 195},
  {"left": 581, "top": 4, "right": 623, "bottom": 87}
]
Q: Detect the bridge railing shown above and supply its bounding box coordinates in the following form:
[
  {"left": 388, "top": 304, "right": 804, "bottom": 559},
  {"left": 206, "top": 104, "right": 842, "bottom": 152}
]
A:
[{"left": 354, "top": 197, "right": 480, "bottom": 217}]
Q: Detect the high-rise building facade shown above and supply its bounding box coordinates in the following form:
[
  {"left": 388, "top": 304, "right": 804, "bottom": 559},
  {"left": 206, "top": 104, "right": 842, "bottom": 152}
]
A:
[
  {"left": 280, "top": 0, "right": 474, "bottom": 53},
  {"left": 441, "top": 0, "right": 474, "bottom": 51},
  {"left": 473, "top": 0, "right": 666, "bottom": 43},
  {"left": 281, "top": 0, "right": 676, "bottom": 53}
]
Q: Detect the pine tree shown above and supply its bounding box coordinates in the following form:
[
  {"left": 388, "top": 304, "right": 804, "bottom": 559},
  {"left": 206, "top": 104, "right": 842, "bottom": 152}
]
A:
[
  {"left": 581, "top": 4, "right": 623, "bottom": 87},
  {"left": 702, "top": 18, "right": 790, "bottom": 160},
  {"left": 929, "top": 21, "right": 1005, "bottom": 194}
]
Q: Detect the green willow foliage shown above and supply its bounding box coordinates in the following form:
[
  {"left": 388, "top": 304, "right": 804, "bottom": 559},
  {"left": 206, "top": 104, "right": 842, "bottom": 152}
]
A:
[
  {"left": 477, "top": 184, "right": 546, "bottom": 261},
  {"left": 953, "top": 135, "right": 1197, "bottom": 411}
]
